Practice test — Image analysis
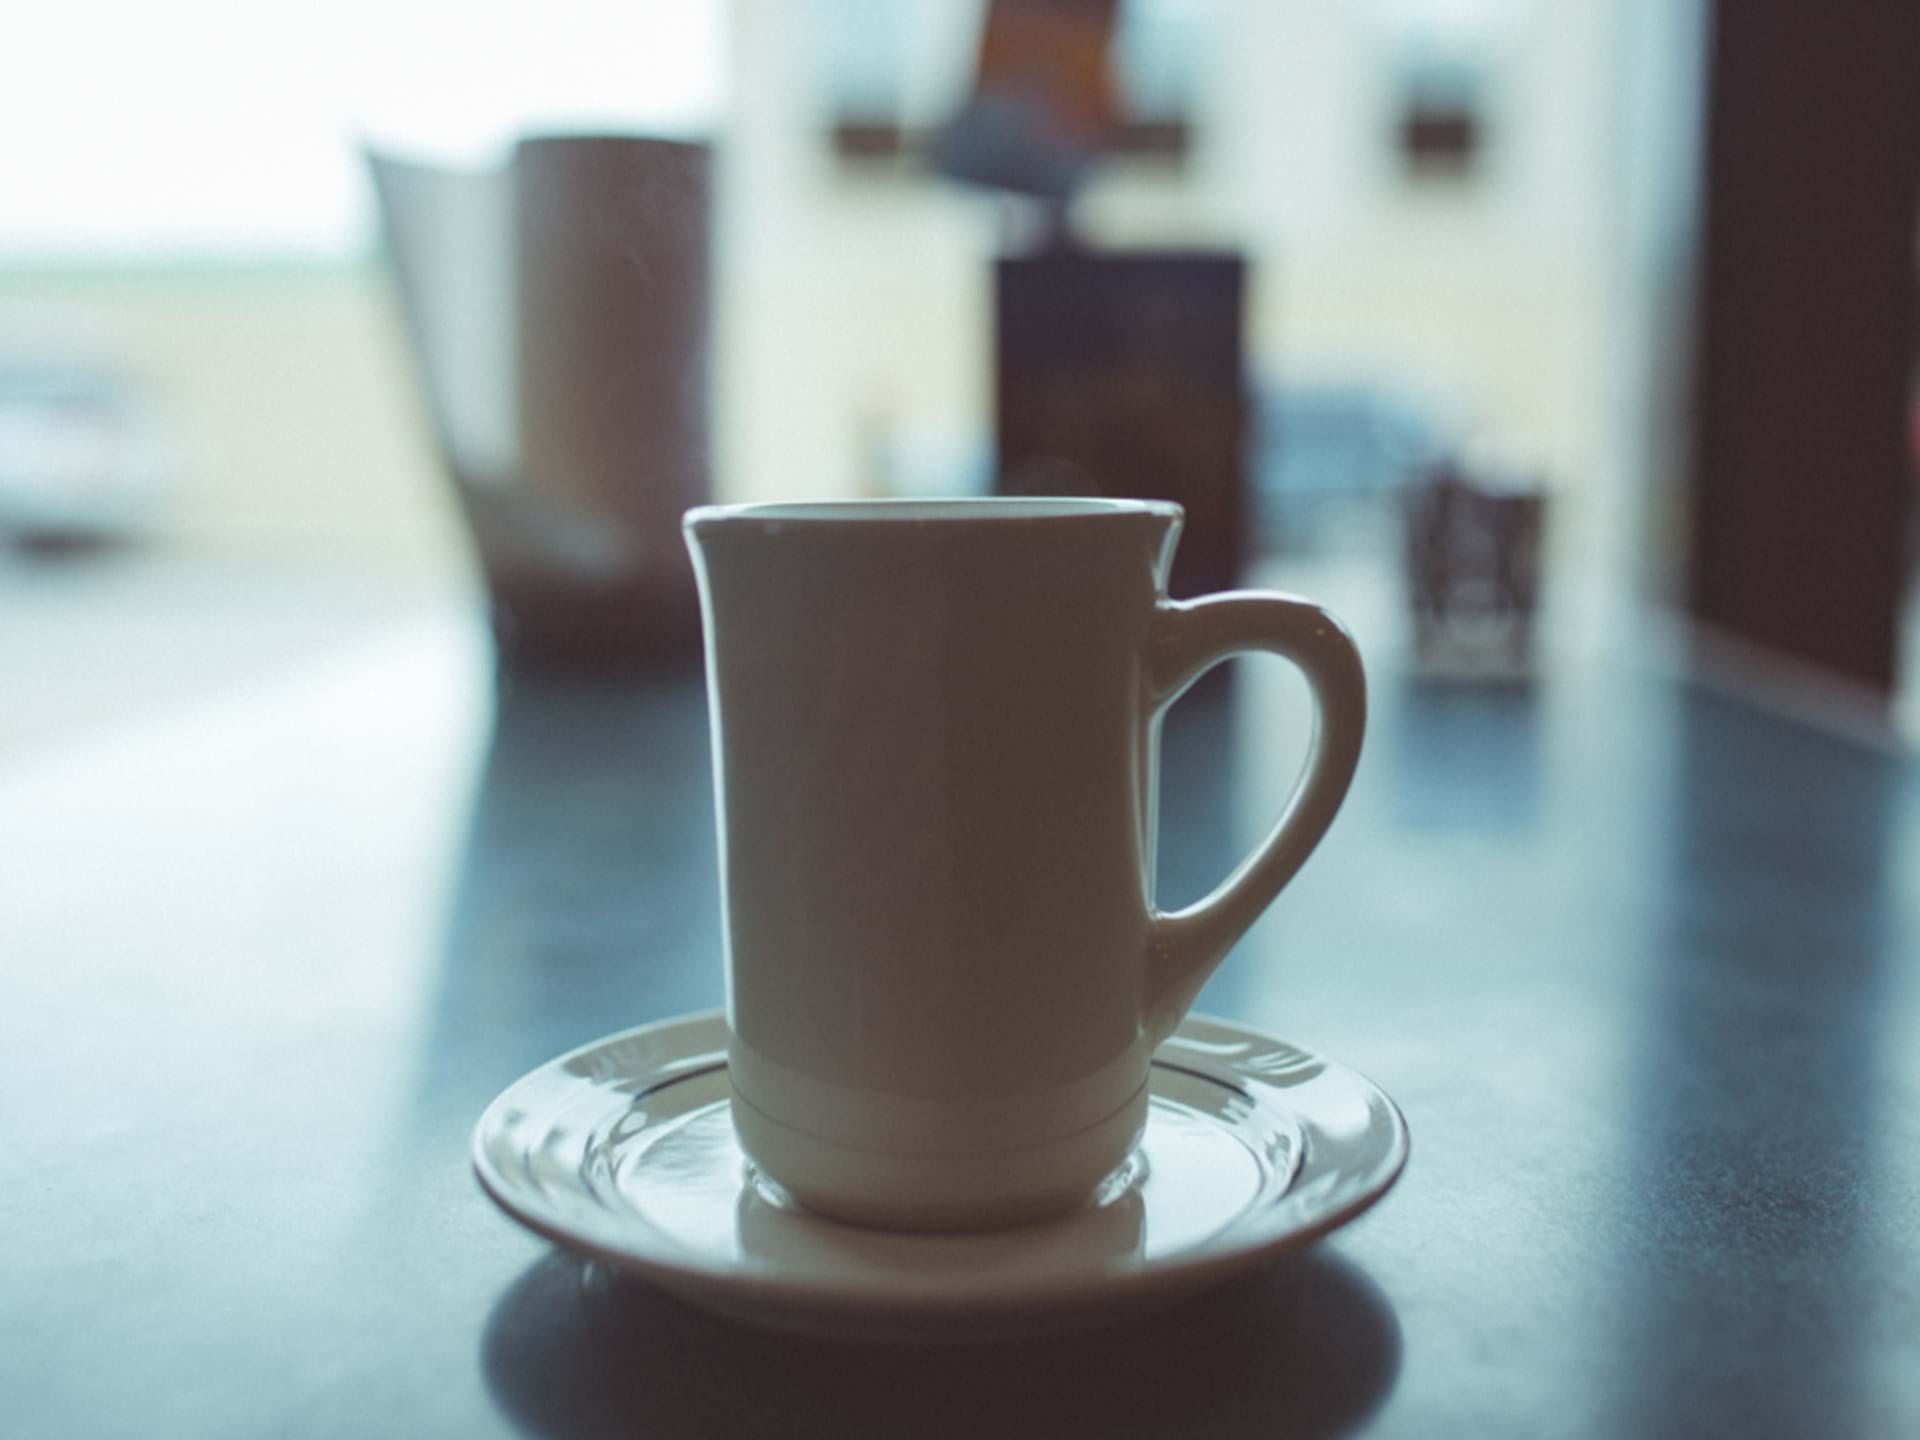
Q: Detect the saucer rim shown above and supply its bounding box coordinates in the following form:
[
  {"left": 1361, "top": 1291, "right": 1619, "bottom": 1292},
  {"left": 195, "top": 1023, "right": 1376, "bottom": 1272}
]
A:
[{"left": 472, "top": 1009, "right": 1409, "bottom": 1318}]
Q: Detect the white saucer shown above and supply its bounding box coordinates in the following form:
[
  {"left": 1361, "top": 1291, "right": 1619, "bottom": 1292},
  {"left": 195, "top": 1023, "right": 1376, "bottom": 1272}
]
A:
[{"left": 473, "top": 1011, "right": 1408, "bottom": 1341}]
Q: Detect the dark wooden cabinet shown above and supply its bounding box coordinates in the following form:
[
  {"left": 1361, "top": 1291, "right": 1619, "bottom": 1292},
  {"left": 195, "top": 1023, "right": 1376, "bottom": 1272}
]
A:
[{"left": 995, "top": 251, "right": 1247, "bottom": 597}]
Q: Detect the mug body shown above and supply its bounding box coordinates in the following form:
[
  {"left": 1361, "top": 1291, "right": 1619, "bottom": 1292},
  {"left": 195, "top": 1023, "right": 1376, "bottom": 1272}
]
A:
[{"left": 685, "top": 499, "right": 1182, "bottom": 1229}]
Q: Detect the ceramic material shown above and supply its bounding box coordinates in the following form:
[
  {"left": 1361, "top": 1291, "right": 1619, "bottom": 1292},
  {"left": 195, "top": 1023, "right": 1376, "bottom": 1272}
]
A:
[
  {"left": 682, "top": 499, "right": 1367, "bottom": 1229},
  {"left": 473, "top": 1010, "right": 1408, "bottom": 1342}
]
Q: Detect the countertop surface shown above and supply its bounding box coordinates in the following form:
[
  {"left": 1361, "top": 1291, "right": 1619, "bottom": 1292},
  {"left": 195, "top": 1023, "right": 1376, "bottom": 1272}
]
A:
[{"left": 6, "top": 608, "right": 1918, "bottom": 1438}]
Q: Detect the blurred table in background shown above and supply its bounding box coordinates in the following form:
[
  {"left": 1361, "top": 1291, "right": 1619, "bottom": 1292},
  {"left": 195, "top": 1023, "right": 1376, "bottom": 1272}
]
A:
[{"left": 3, "top": 583, "right": 1919, "bottom": 1439}]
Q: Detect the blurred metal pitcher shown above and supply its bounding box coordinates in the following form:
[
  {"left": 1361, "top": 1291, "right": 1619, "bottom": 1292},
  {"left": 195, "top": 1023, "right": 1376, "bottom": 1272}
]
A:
[{"left": 370, "top": 135, "right": 711, "bottom": 667}]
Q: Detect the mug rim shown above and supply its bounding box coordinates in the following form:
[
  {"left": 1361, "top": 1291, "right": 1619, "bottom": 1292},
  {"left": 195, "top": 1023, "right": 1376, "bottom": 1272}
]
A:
[{"left": 684, "top": 497, "right": 1183, "bottom": 533}]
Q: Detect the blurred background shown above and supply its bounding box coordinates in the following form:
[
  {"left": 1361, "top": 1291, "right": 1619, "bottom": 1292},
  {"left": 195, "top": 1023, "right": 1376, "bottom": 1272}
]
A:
[{"left": 2, "top": 0, "right": 1914, "bottom": 751}]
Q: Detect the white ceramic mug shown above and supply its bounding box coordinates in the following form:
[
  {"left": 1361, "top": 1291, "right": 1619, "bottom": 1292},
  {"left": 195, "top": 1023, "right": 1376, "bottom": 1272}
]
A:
[{"left": 684, "top": 499, "right": 1365, "bottom": 1231}]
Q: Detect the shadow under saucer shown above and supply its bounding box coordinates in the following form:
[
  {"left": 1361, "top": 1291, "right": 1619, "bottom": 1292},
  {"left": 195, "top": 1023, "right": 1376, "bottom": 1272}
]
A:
[{"left": 481, "top": 1247, "right": 1401, "bottom": 1440}]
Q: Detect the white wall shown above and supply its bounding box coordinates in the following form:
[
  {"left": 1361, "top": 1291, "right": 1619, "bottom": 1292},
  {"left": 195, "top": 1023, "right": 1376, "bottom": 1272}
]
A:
[
  {"left": 717, "top": 0, "right": 1001, "bottom": 503},
  {"left": 718, "top": 0, "right": 1697, "bottom": 620}
]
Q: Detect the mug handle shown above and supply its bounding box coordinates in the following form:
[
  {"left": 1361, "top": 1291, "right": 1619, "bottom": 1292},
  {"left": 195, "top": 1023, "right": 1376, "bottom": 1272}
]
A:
[{"left": 1143, "top": 593, "right": 1367, "bottom": 1042}]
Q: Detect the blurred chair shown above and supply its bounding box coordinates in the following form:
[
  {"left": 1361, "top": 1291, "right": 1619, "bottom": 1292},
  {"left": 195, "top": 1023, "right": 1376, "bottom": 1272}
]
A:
[
  {"left": 1404, "top": 460, "right": 1545, "bottom": 677},
  {"left": 369, "top": 136, "right": 711, "bottom": 668}
]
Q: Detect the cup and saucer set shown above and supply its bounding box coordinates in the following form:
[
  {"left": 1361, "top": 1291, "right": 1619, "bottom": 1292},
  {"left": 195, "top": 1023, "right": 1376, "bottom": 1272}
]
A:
[{"left": 474, "top": 500, "right": 1408, "bottom": 1343}]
